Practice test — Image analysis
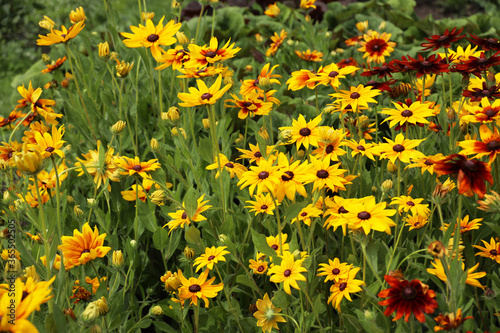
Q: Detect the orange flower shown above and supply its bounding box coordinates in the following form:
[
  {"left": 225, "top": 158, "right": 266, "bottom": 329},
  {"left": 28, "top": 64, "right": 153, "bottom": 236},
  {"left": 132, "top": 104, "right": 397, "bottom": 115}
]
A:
[{"left": 266, "top": 30, "right": 287, "bottom": 57}]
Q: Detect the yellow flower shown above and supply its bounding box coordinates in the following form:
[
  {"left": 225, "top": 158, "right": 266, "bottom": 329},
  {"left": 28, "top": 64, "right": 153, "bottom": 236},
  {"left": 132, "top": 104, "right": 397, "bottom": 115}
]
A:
[
  {"left": 161, "top": 271, "right": 181, "bottom": 291},
  {"left": 121, "top": 16, "right": 181, "bottom": 59},
  {"left": 98, "top": 42, "right": 110, "bottom": 59},
  {"left": 177, "top": 269, "right": 223, "bottom": 308},
  {"left": 266, "top": 29, "right": 287, "bottom": 57},
  {"left": 473, "top": 237, "right": 500, "bottom": 264},
  {"left": 329, "top": 84, "right": 381, "bottom": 111},
  {"left": 253, "top": 293, "right": 286, "bottom": 332},
  {"left": 39, "top": 16, "right": 55, "bottom": 30},
  {"left": 378, "top": 133, "right": 425, "bottom": 164},
  {"left": 13, "top": 147, "right": 44, "bottom": 175},
  {"left": 317, "top": 258, "right": 351, "bottom": 283},
  {"left": 187, "top": 37, "right": 240, "bottom": 67},
  {"left": 58, "top": 222, "right": 112, "bottom": 267},
  {"left": 112, "top": 250, "right": 124, "bottom": 267},
  {"left": 29, "top": 124, "right": 65, "bottom": 159},
  {"left": 300, "top": 0, "right": 316, "bottom": 9},
  {"left": 343, "top": 196, "right": 396, "bottom": 235},
  {"left": 114, "top": 156, "right": 161, "bottom": 178},
  {"left": 164, "top": 195, "right": 212, "bottom": 233},
  {"left": 37, "top": 21, "right": 85, "bottom": 46},
  {"left": 390, "top": 195, "right": 430, "bottom": 217},
  {"left": 69, "top": 6, "right": 86, "bottom": 23},
  {"left": 266, "top": 234, "right": 290, "bottom": 255},
  {"left": 237, "top": 158, "right": 281, "bottom": 196},
  {"left": 306, "top": 156, "right": 348, "bottom": 193},
  {"left": 268, "top": 251, "right": 307, "bottom": 295},
  {"left": 427, "top": 259, "right": 486, "bottom": 289},
  {"left": 193, "top": 246, "right": 229, "bottom": 272},
  {"left": 115, "top": 59, "right": 134, "bottom": 78},
  {"left": 292, "top": 204, "right": 322, "bottom": 226},
  {"left": 75, "top": 141, "right": 120, "bottom": 190},
  {"left": 327, "top": 267, "right": 364, "bottom": 312},
  {"left": 249, "top": 259, "right": 268, "bottom": 275},
  {"left": 279, "top": 114, "right": 322, "bottom": 150},
  {"left": 206, "top": 153, "right": 247, "bottom": 179},
  {"left": 264, "top": 3, "right": 280, "bottom": 17},
  {"left": 178, "top": 75, "right": 232, "bottom": 107}
]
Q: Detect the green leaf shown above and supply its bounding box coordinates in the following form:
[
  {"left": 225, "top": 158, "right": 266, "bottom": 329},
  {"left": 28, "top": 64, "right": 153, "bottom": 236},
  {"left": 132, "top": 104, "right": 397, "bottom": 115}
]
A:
[
  {"left": 153, "top": 226, "right": 169, "bottom": 249},
  {"left": 282, "top": 200, "right": 309, "bottom": 225},
  {"left": 137, "top": 200, "right": 157, "bottom": 233},
  {"left": 185, "top": 225, "right": 201, "bottom": 245},
  {"left": 250, "top": 229, "right": 275, "bottom": 257},
  {"left": 236, "top": 274, "right": 260, "bottom": 293}
]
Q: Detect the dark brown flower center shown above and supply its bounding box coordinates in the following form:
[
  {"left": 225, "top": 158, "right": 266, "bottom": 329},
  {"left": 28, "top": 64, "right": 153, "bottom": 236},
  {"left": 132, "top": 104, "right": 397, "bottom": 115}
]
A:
[
  {"left": 463, "top": 160, "right": 477, "bottom": 171},
  {"left": 357, "top": 211, "right": 371, "bottom": 220},
  {"left": 329, "top": 71, "right": 339, "bottom": 78},
  {"left": 7, "top": 152, "right": 12, "bottom": 159},
  {"left": 339, "top": 282, "right": 347, "bottom": 291},
  {"left": 45, "top": 146, "right": 55, "bottom": 153},
  {"left": 414, "top": 222, "right": 420, "bottom": 226},
  {"left": 282, "top": 171, "right": 294, "bottom": 181},
  {"left": 487, "top": 140, "right": 500, "bottom": 151},
  {"left": 81, "top": 249, "right": 90, "bottom": 255},
  {"left": 485, "top": 108, "right": 497, "bottom": 118},
  {"left": 205, "top": 51, "right": 217, "bottom": 58},
  {"left": 406, "top": 201, "right": 415, "bottom": 206},
  {"left": 338, "top": 206, "right": 348, "bottom": 214},
  {"left": 424, "top": 160, "right": 433, "bottom": 166},
  {"left": 271, "top": 244, "right": 278, "bottom": 250},
  {"left": 189, "top": 284, "right": 201, "bottom": 293},
  {"left": 201, "top": 93, "right": 213, "bottom": 100},
  {"left": 208, "top": 255, "right": 215, "bottom": 261},
  {"left": 299, "top": 128, "right": 311, "bottom": 136},
  {"left": 132, "top": 165, "right": 142, "bottom": 171},
  {"left": 325, "top": 144, "right": 334, "bottom": 154},
  {"left": 260, "top": 205, "right": 268, "bottom": 210},
  {"left": 242, "top": 102, "right": 252, "bottom": 107},
  {"left": 401, "top": 286, "right": 417, "bottom": 300},
  {"left": 257, "top": 265, "right": 265, "bottom": 272},
  {"left": 301, "top": 212, "right": 308, "bottom": 217},
  {"left": 490, "top": 249, "right": 498, "bottom": 255},
  {"left": 284, "top": 269, "right": 292, "bottom": 277},
  {"left": 357, "top": 145, "right": 366, "bottom": 151},
  {"left": 147, "top": 34, "right": 159, "bottom": 42},
  {"left": 258, "top": 171, "right": 269, "bottom": 179},
  {"left": 254, "top": 151, "right": 262, "bottom": 158},
  {"left": 316, "top": 170, "right": 329, "bottom": 179},
  {"left": 392, "top": 144, "right": 405, "bottom": 152},
  {"left": 225, "top": 162, "right": 234, "bottom": 168},
  {"left": 61, "top": 34, "right": 67, "bottom": 38},
  {"left": 332, "top": 268, "right": 340, "bottom": 275},
  {"left": 350, "top": 92, "right": 361, "bottom": 99},
  {"left": 181, "top": 212, "right": 188, "bottom": 219},
  {"left": 401, "top": 109, "right": 413, "bottom": 117}
]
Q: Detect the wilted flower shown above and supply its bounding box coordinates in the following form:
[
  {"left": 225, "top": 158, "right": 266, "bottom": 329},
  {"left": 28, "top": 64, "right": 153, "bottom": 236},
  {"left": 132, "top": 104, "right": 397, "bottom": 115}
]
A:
[{"left": 115, "top": 59, "right": 134, "bottom": 78}]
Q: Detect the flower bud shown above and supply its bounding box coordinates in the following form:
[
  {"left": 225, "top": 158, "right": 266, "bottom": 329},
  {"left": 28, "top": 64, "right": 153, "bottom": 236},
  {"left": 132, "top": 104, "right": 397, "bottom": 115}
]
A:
[
  {"left": 175, "top": 31, "right": 189, "bottom": 45},
  {"left": 74, "top": 205, "right": 84, "bottom": 217},
  {"left": 171, "top": 0, "right": 181, "bottom": 8},
  {"left": 13, "top": 149, "right": 43, "bottom": 175},
  {"left": 381, "top": 179, "right": 393, "bottom": 192},
  {"left": 130, "top": 240, "right": 137, "bottom": 248},
  {"left": 94, "top": 297, "right": 108, "bottom": 315},
  {"left": 115, "top": 59, "right": 134, "bottom": 78},
  {"left": 98, "top": 42, "right": 110, "bottom": 59},
  {"left": 82, "top": 303, "right": 99, "bottom": 322},
  {"left": 112, "top": 250, "right": 124, "bottom": 267},
  {"left": 427, "top": 240, "right": 447, "bottom": 258},
  {"left": 234, "top": 133, "right": 244, "bottom": 145},
  {"left": 87, "top": 198, "right": 97, "bottom": 208},
  {"left": 202, "top": 119, "right": 210, "bottom": 129},
  {"left": 39, "top": 16, "right": 55, "bottom": 30},
  {"left": 356, "top": 21, "right": 368, "bottom": 33},
  {"left": 61, "top": 78, "right": 70, "bottom": 88},
  {"left": 141, "top": 12, "right": 155, "bottom": 21},
  {"left": 67, "top": 195, "right": 74, "bottom": 204},
  {"left": 259, "top": 127, "right": 269, "bottom": 141},
  {"left": 109, "top": 52, "right": 118, "bottom": 62},
  {"left": 218, "top": 234, "right": 228, "bottom": 243},
  {"left": 150, "top": 138, "right": 159, "bottom": 151},
  {"left": 64, "top": 308, "right": 77, "bottom": 321},
  {"left": 387, "top": 161, "right": 397, "bottom": 174},
  {"left": 245, "top": 65, "right": 253, "bottom": 72},
  {"left": 90, "top": 325, "right": 102, "bottom": 333},
  {"left": 296, "top": 150, "right": 305, "bottom": 159},
  {"left": 161, "top": 271, "right": 181, "bottom": 291},
  {"left": 24, "top": 265, "right": 40, "bottom": 283},
  {"left": 325, "top": 31, "right": 331, "bottom": 38},
  {"left": 111, "top": 120, "right": 126, "bottom": 134},
  {"left": 69, "top": 6, "right": 86, "bottom": 23},
  {"left": 150, "top": 190, "right": 166, "bottom": 206},
  {"left": 258, "top": 77, "right": 271, "bottom": 91},
  {"left": 183, "top": 246, "right": 195, "bottom": 260},
  {"left": 379, "top": 21, "right": 386, "bottom": 30},
  {"left": 151, "top": 305, "right": 164, "bottom": 316},
  {"left": 166, "top": 106, "right": 180, "bottom": 122},
  {"left": 42, "top": 54, "right": 51, "bottom": 64},
  {"left": 278, "top": 129, "right": 293, "bottom": 143},
  {"left": 323, "top": 106, "right": 336, "bottom": 114}
]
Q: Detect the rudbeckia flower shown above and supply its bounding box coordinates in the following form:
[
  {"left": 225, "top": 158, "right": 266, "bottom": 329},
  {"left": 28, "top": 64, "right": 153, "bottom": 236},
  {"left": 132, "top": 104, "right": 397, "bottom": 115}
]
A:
[
  {"left": 253, "top": 293, "right": 286, "bottom": 333},
  {"left": 266, "top": 29, "right": 287, "bottom": 57},
  {"left": 380, "top": 101, "right": 434, "bottom": 129},
  {"left": 245, "top": 193, "right": 277, "bottom": 216},
  {"left": 459, "top": 124, "right": 500, "bottom": 163},
  {"left": 427, "top": 259, "right": 486, "bottom": 289},
  {"left": 311, "top": 63, "right": 358, "bottom": 88},
  {"left": 327, "top": 267, "right": 364, "bottom": 312},
  {"left": 420, "top": 27, "right": 465, "bottom": 51},
  {"left": 343, "top": 196, "right": 396, "bottom": 235},
  {"left": 29, "top": 125, "right": 65, "bottom": 159},
  {"left": 378, "top": 133, "right": 425, "bottom": 164},
  {"left": 177, "top": 269, "right": 223, "bottom": 308},
  {"left": 329, "top": 84, "right": 381, "bottom": 111},
  {"left": 59, "top": 222, "right": 112, "bottom": 267},
  {"left": 178, "top": 75, "right": 232, "bottom": 107},
  {"left": 317, "top": 258, "right": 351, "bottom": 283},
  {"left": 295, "top": 49, "right": 323, "bottom": 62},
  {"left": 279, "top": 114, "right": 322, "bottom": 149},
  {"left": 306, "top": 156, "right": 348, "bottom": 193},
  {"left": 249, "top": 259, "right": 268, "bottom": 275},
  {"left": 237, "top": 158, "right": 281, "bottom": 196},
  {"left": 268, "top": 251, "right": 307, "bottom": 295},
  {"left": 187, "top": 37, "right": 240, "bottom": 67},
  {"left": 164, "top": 195, "right": 212, "bottom": 232},
  {"left": 41, "top": 56, "right": 67, "bottom": 74},
  {"left": 37, "top": 21, "right": 85, "bottom": 46},
  {"left": 274, "top": 153, "right": 311, "bottom": 201},
  {"left": 75, "top": 141, "right": 120, "bottom": 190},
  {"left": 473, "top": 237, "right": 500, "bottom": 263},
  {"left": 357, "top": 31, "right": 396, "bottom": 64},
  {"left": 193, "top": 246, "right": 229, "bottom": 272},
  {"left": 121, "top": 16, "right": 181, "bottom": 59},
  {"left": 434, "top": 308, "right": 473, "bottom": 332},
  {"left": 114, "top": 156, "right": 161, "bottom": 178}
]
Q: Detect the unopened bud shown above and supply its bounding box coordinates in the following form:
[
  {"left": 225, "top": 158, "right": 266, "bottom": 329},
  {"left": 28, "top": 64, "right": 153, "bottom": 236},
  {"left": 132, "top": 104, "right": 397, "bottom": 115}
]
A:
[
  {"left": 175, "top": 31, "right": 189, "bottom": 45},
  {"left": 245, "top": 65, "right": 253, "bottom": 72},
  {"left": 130, "top": 240, "right": 137, "bottom": 248},
  {"left": 166, "top": 106, "right": 180, "bottom": 122},
  {"left": 90, "top": 325, "right": 102, "bottom": 333},
  {"left": 381, "top": 179, "right": 393, "bottom": 192},
  {"left": 98, "top": 42, "right": 110, "bottom": 59},
  {"left": 87, "top": 198, "right": 97, "bottom": 208},
  {"left": 278, "top": 129, "right": 293, "bottom": 143},
  {"left": 42, "top": 54, "right": 51, "bottom": 64},
  {"left": 223, "top": 76, "right": 234, "bottom": 86},
  {"left": 150, "top": 138, "right": 159, "bottom": 151},
  {"left": 111, "top": 120, "right": 126, "bottom": 134},
  {"left": 150, "top": 190, "right": 166, "bottom": 206},
  {"left": 387, "top": 161, "right": 397, "bottom": 173},
  {"left": 115, "top": 59, "right": 134, "bottom": 78},
  {"left": 427, "top": 240, "right": 447, "bottom": 258},
  {"left": 258, "top": 77, "right": 271, "bottom": 91},
  {"left": 151, "top": 305, "right": 164, "bottom": 316},
  {"left": 259, "top": 127, "right": 269, "bottom": 140},
  {"left": 112, "top": 250, "right": 124, "bottom": 267},
  {"left": 183, "top": 246, "right": 195, "bottom": 259},
  {"left": 74, "top": 205, "right": 84, "bottom": 217},
  {"left": 171, "top": 0, "right": 181, "bottom": 8},
  {"left": 202, "top": 118, "right": 210, "bottom": 129},
  {"left": 141, "top": 12, "right": 155, "bottom": 21}
]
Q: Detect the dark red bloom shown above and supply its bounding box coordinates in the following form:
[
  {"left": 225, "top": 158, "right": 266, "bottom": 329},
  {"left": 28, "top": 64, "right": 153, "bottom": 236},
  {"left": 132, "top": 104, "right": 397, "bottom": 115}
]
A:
[
  {"left": 454, "top": 52, "right": 500, "bottom": 78},
  {"left": 365, "top": 78, "right": 397, "bottom": 92},
  {"left": 361, "top": 63, "right": 393, "bottom": 78},
  {"left": 467, "top": 33, "right": 500, "bottom": 52},
  {"left": 462, "top": 82, "right": 500, "bottom": 102},
  {"left": 388, "top": 56, "right": 411, "bottom": 74},
  {"left": 399, "top": 54, "right": 449, "bottom": 78},
  {"left": 433, "top": 154, "right": 493, "bottom": 198},
  {"left": 421, "top": 27, "right": 465, "bottom": 51},
  {"left": 378, "top": 275, "right": 438, "bottom": 323}
]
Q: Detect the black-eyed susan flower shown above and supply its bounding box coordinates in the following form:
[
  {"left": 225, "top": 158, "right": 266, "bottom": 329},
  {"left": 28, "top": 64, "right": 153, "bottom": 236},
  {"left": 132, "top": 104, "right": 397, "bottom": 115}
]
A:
[
  {"left": 300, "top": 0, "right": 316, "bottom": 9},
  {"left": 253, "top": 293, "right": 286, "bottom": 333},
  {"left": 29, "top": 124, "right": 65, "bottom": 159},
  {"left": 161, "top": 271, "right": 181, "bottom": 292},
  {"left": 155, "top": 45, "right": 191, "bottom": 70},
  {"left": 295, "top": 49, "right": 323, "bottom": 62},
  {"left": 345, "top": 139, "right": 380, "bottom": 161},
  {"left": 58, "top": 222, "right": 111, "bottom": 267},
  {"left": 357, "top": 31, "right": 396, "bottom": 64},
  {"left": 178, "top": 75, "right": 231, "bottom": 107},
  {"left": 40, "top": 254, "right": 75, "bottom": 271},
  {"left": 434, "top": 154, "right": 493, "bottom": 198},
  {"left": 121, "top": 177, "right": 156, "bottom": 202},
  {"left": 237, "top": 158, "right": 281, "bottom": 196},
  {"left": 245, "top": 193, "right": 277, "bottom": 216},
  {"left": 237, "top": 143, "right": 270, "bottom": 164},
  {"left": 427, "top": 259, "right": 486, "bottom": 289},
  {"left": 378, "top": 275, "right": 437, "bottom": 323},
  {"left": 225, "top": 93, "right": 272, "bottom": 119},
  {"left": 266, "top": 29, "right": 287, "bottom": 57},
  {"left": 329, "top": 84, "right": 381, "bottom": 111},
  {"left": 420, "top": 27, "right": 465, "bottom": 51},
  {"left": 75, "top": 141, "right": 119, "bottom": 190},
  {"left": 69, "top": 6, "right": 86, "bottom": 23},
  {"left": 274, "top": 153, "right": 311, "bottom": 201},
  {"left": 115, "top": 155, "right": 161, "bottom": 178},
  {"left": 317, "top": 258, "right": 351, "bottom": 283},
  {"left": 164, "top": 195, "right": 211, "bottom": 233},
  {"left": 404, "top": 213, "right": 429, "bottom": 231},
  {"left": 177, "top": 269, "right": 223, "bottom": 308},
  {"left": 378, "top": 133, "right": 425, "bottom": 164},
  {"left": 249, "top": 259, "right": 268, "bottom": 275},
  {"left": 37, "top": 21, "right": 85, "bottom": 46},
  {"left": 193, "top": 246, "right": 229, "bottom": 272},
  {"left": 286, "top": 69, "right": 318, "bottom": 91},
  {"left": 473, "top": 237, "right": 500, "bottom": 264},
  {"left": 121, "top": 16, "right": 181, "bottom": 59},
  {"left": 35, "top": 161, "right": 68, "bottom": 191},
  {"left": 266, "top": 234, "right": 290, "bottom": 254},
  {"left": 460, "top": 97, "right": 500, "bottom": 125},
  {"left": 380, "top": 101, "right": 434, "bottom": 129},
  {"left": 264, "top": 3, "right": 280, "bottom": 18},
  {"left": 441, "top": 215, "right": 482, "bottom": 235},
  {"left": 434, "top": 308, "right": 473, "bottom": 332},
  {"left": 187, "top": 37, "right": 240, "bottom": 68},
  {"left": 41, "top": 56, "right": 66, "bottom": 74},
  {"left": 406, "top": 153, "right": 444, "bottom": 175},
  {"left": 390, "top": 195, "right": 430, "bottom": 217},
  {"left": 311, "top": 63, "right": 358, "bottom": 88},
  {"left": 311, "top": 127, "right": 348, "bottom": 161},
  {"left": 328, "top": 267, "right": 364, "bottom": 312},
  {"left": 459, "top": 124, "right": 500, "bottom": 163},
  {"left": 279, "top": 114, "right": 322, "bottom": 150},
  {"left": 343, "top": 196, "right": 396, "bottom": 235},
  {"left": 477, "top": 190, "right": 500, "bottom": 212},
  {"left": 206, "top": 153, "right": 247, "bottom": 179},
  {"left": 306, "top": 156, "right": 348, "bottom": 193},
  {"left": 400, "top": 54, "right": 449, "bottom": 78},
  {"left": 268, "top": 251, "right": 307, "bottom": 295},
  {"left": 324, "top": 197, "right": 359, "bottom": 235}
]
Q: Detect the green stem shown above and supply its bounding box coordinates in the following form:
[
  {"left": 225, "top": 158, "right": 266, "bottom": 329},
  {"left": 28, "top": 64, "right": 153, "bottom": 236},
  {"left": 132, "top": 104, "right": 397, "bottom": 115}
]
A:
[
  {"left": 360, "top": 242, "right": 384, "bottom": 288},
  {"left": 215, "top": 265, "right": 244, "bottom": 332},
  {"left": 50, "top": 156, "right": 63, "bottom": 244},
  {"left": 208, "top": 105, "right": 226, "bottom": 224}
]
